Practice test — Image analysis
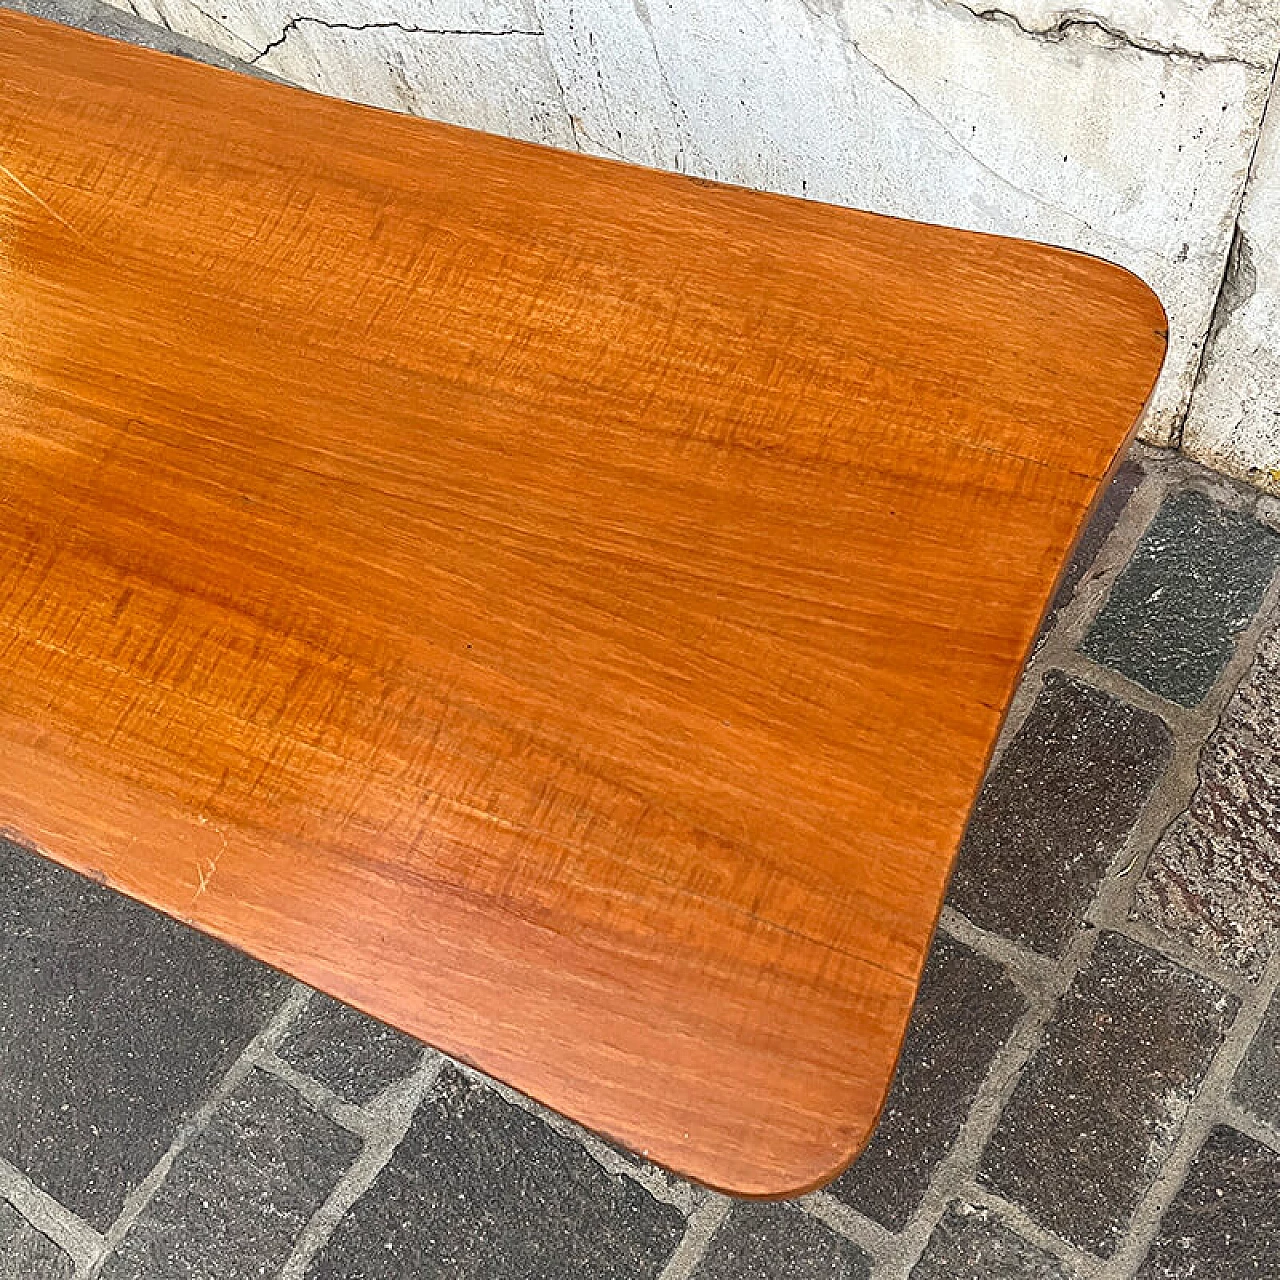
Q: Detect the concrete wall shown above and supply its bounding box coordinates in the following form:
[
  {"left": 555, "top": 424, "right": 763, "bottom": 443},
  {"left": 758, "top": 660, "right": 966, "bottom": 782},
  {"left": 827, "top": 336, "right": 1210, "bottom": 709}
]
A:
[{"left": 101, "top": 0, "right": 1280, "bottom": 481}]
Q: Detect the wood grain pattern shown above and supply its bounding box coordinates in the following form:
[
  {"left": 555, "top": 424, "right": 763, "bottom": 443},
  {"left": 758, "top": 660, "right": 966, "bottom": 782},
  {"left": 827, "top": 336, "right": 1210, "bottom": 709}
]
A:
[{"left": 0, "top": 9, "right": 1165, "bottom": 1195}]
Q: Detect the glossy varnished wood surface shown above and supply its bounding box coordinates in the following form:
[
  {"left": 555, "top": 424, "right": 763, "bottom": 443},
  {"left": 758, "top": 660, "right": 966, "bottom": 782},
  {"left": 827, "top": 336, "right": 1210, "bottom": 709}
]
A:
[{"left": 0, "top": 10, "right": 1165, "bottom": 1194}]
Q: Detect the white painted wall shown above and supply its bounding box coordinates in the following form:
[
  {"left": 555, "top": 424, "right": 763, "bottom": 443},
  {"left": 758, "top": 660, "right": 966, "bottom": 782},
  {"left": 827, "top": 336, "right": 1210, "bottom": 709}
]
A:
[
  {"left": 1182, "top": 87, "right": 1280, "bottom": 492},
  {"left": 101, "top": 0, "right": 1280, "bottom": 473}
]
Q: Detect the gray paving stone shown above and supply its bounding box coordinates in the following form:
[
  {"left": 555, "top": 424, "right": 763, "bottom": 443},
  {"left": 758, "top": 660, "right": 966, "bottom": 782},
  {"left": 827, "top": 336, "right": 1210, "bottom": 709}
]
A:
[
  {"left": 1038, "top": 459, "right": 1143, "bottom": 644},
  {"left": 948, "top": 671, "right": 1171, "bottom": 955},
  {"left": 0, "top": 1201, "right": 73, "bottom": 1280},
  {"left": 307, "top": 1065, "right": 684, "bottom": 1279},
  {"left": 278, "top": 992, "right": 423, "bottom": 1104},
  {"left": 1134, "top": 722, "right": 1280, "bottom": 979},
  {"left": 1081, "top": 488, "right": 1280, "bottom": 706},
  {"left": 0, "top": 838, "right": 287, "bottom": 1230},
  {"left": 830, "top": 933, "right": 1025, "bottom": 1231},
  {"left": 99, "top": 1070, "right": 359, "bottom": 1280},
  {"left": 1136, "top": 1126, "right": 1280, "bottom": 1279},
  {"left": 980, "top": 932, "right": 1237, "bottom": 1256},
  {"left": 1233, "top": 994, "right": 1280, "bottom": 1133},
  {"left": 909, "top": 1202, "right": 1075, "bottom": 1280},
  {"left": 692, "top": 1204, "right": 870, "bottom": 1280}
]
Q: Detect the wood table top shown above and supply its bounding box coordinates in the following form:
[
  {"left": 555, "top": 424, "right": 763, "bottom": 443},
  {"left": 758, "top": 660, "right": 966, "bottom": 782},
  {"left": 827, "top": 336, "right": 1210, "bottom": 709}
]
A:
[{"left": 0, "top": 9, "right": 1165, "bottom": 1195}]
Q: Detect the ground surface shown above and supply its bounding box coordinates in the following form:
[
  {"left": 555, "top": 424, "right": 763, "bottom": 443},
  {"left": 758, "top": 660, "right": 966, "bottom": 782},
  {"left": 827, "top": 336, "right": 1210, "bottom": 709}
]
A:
[{"left": 1, "top": 15, "right": 1279, "bottom": 1274}]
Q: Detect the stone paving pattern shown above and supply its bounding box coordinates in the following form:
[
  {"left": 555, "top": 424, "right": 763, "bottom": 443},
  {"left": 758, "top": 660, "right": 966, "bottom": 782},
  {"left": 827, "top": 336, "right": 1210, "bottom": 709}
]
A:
[{"left": 1, "top": 13, "right": 1279, "bottom": 1277}]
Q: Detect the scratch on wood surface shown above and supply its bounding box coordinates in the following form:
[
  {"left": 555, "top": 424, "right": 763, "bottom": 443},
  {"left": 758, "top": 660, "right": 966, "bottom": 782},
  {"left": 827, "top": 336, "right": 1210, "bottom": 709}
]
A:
[
  {"left": 0, "top": 158, "right": 92, "bottom": 248},
  {"left": 192, "top": 814, "right": 228, "bottom": 903}
]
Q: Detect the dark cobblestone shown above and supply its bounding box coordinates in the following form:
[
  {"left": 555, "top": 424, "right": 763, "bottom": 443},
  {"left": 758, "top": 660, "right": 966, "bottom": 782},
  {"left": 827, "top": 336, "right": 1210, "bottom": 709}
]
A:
[
  {"left": 1081, "top": 489, "right": 1280, "bottom": 706},
  {"left": 1136, "top": 1126, "right": 1280, "bottom": 1278},
  {"left": 0, "top": 1201, "right": 73, "bottom": 1280},
  {"left": 949, "top": 671, "right": 1171, "bottom": 954},
  {"left": 278, "top": 992, "right": 423, "bottom": 1104},
  {"left": 909, "top": 1202, "right": 1075, "bottom": 1279},
  {"left": 692, "top": 1204, "right": 870, "bottom": 1280},
  {"left": 100, "top": 1071, "right": 358, "bottom": 1280},
  {"left": 0, "top": 839, "right": 286, "bottom": 1230},
  {"left": 1233, "top": 994, "right": 1280, "bottom": 1134},
  {"left": 831, "top": 933, "right": 1025, "bottom": 1230},
  {"left": 980, "top": 932, "right": 1237, "bottom": 1256},
  {"left": 308, "top": 1065, "right": 683, "bottom": 1279}
]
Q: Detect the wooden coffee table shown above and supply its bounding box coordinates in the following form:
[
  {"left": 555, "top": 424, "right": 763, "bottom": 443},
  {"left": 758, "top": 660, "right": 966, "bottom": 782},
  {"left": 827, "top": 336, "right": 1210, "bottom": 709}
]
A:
[{"left": 0, "top": 9, "right": 1165, "bottom": 1195}]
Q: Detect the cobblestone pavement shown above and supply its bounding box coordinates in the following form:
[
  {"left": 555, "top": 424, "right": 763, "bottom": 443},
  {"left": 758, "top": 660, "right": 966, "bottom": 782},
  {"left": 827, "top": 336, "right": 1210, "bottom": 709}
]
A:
[{"left": 3, "top": 9, "right": 1280, "bottom": 1276}]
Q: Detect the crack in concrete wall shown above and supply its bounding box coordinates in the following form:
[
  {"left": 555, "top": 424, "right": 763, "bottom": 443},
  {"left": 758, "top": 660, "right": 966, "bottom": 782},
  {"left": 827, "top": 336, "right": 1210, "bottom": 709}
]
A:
[
  {"left": 252, "top": 15, "right": 544, "bottom": 66},
  {"left": 801, "top": 0, "right": 1115, "bottom": 246},
  {"left": 944, "top": 1, "right": 1269, "bottom": 72},
  {"left": 1204, "top": 227, "right": 1259, "bottom": 355}
]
